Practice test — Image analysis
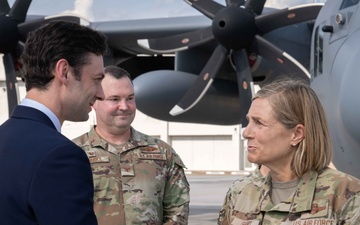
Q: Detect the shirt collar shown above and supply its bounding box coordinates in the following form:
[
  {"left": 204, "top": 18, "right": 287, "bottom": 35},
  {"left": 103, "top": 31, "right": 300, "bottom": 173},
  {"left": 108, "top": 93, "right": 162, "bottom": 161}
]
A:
[
  {"left": 88, "top": 126, "right": 149, "bottom": 153},
  {"left": 289, "top": 170, "right": 318, "bottom": 212},
  {"left": 20, "top": 98, "right": 61, "bottom": 132}
]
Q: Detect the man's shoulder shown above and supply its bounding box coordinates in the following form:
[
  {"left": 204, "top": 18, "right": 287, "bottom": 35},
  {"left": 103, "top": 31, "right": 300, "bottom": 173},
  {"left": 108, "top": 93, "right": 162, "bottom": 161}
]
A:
[
  {"left": 133, "top": 129, "right": 158, "bottom": 144},
  {"left": 72, "top": 126, "right": 99, "bottom": 147},
  {"left": 133, "top": 129, "right": 186, "bottom": 167},
  {"left": 72, "top": 132, "right": 90, "bottom": 146},
  {"left": 133, "top": 129, "right": 173, "bottom": 152},
  {"left": 1, "top": 115, "right": 68, "bottom": 146}
]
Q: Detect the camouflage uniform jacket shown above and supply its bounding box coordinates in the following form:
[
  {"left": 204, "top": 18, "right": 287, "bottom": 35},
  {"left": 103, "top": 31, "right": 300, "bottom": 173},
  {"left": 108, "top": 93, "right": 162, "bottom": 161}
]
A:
[
  {"left": 218, "top": 167, "right": 265, "bottom": 224},
  {"left": 72, "top": 126, "right": 190, "bottom": 225},
  {"left": 218, "top": 167, "right": 360, "bottom": 225}
]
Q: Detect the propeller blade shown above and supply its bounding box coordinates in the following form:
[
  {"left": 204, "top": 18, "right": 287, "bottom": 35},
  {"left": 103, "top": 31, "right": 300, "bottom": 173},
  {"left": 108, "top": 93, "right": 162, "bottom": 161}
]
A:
[
  {"left": 8, "top": 0, "right": 31, "bottom": 23},
  {"left": 184, "top": 0, "right": 225, "bottom": 19},
  {"left": 245, "top": 0, "right": 266, "bottom": 15},
  {"left": 0, "top": 0, "right": 10, "bottom": 15},
  {"left": 137, "top": 26, "right": 214, "bottom": 53},
  {"left": 253, "top": 35, "right": 310, "bottom": 80},
  {"left": 226, "top": 0, "right": 245, "bottom": 7},
  {"left": 232, "top": 49, "right": 254, "bottom": 126},
  {"left": 18, "top": 15, "right": 87, "bottom": 40},
  {"left": 256, "top": 3, "right": 323, "bottom": 34},
  {"left": 3, "top": 53, "right": 19, "bottom": 115},
  {"left": 170, "top": 44, "right": 229, "bottom": 116}
]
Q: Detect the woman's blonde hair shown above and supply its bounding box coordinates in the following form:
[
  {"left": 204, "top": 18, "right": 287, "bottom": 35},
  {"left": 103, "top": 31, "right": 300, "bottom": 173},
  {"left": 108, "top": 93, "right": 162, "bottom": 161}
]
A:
[{"left": 254, "top": 78, "right": 332, "bottom": 177}]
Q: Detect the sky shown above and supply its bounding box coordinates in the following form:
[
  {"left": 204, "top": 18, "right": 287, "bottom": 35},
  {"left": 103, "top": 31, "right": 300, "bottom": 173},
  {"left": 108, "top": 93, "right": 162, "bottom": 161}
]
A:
[{"left": 7, "top": 0, "right": 327, "bottom": 22}]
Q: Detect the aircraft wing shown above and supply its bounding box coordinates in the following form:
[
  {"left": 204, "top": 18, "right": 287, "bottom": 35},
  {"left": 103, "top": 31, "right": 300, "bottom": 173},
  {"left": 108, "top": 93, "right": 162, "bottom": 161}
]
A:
[
  {"left": 0, "top": 0, "right": 211, "bottom": 116},
  {"left": 91, "top": 16, "right": 212, "bottom": 56}
]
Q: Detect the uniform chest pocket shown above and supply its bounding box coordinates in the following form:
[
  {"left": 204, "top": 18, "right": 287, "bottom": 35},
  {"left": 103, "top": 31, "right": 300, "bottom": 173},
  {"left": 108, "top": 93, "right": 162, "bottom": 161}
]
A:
[
  {"left": 89, "top": 156, "right": 123, "bottom": 202},
  {"left": 231, "top": 218, "right": 261, "bottom": 225},
  {"left": 90, "top": 156, "right": 119, "bottom": 177},
  {"left": 89, "top": 156, "right": 112, "bottom": 177},
  {"left": 231, "top": 210, "right": 261, "bottom": 223}
]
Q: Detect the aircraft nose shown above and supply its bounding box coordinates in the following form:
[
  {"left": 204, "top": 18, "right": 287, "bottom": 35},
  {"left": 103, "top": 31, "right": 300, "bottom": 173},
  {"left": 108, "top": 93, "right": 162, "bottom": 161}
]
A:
[{"left": 338, "top": 46, "right": 360, "bottom": 140}]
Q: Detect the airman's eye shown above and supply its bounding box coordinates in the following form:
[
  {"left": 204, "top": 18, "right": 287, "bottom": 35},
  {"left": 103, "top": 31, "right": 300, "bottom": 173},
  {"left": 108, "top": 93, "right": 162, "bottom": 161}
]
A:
[{"left": 254, "top": 119, "right": 262, "bottom": 126}]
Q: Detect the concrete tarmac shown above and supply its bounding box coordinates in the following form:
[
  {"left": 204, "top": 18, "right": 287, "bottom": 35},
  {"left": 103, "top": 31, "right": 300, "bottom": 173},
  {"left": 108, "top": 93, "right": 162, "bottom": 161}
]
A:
[{"left": 186, "top": 175, "right": 247, "bottom": 225}]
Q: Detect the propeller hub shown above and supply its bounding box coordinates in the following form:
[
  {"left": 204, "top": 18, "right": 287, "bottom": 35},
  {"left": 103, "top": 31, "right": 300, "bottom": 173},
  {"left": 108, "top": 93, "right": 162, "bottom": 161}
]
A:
[
  {"left": 0, "top": 15, "right": 19, "bottom": 53},
  {"left": 212, "top": 6, "right": 257, "bottom": 50}
]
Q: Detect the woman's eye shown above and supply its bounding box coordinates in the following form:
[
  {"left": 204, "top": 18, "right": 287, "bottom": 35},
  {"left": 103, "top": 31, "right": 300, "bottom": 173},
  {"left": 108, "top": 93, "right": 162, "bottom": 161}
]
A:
[{"left": 254, "top": 120, "right": 262, "bottom": 125}]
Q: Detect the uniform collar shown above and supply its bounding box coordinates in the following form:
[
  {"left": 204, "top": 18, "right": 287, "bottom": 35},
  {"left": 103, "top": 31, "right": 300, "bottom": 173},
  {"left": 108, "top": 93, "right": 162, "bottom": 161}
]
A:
[
  {"left": 289, "top": 170, "right": 318, "bottom": 212},
  {"left": 260, "top": 170, "right": 318, "bottom": 213},
  {"left": 88, "top": 126, "right": 150, "bottom": 154}
]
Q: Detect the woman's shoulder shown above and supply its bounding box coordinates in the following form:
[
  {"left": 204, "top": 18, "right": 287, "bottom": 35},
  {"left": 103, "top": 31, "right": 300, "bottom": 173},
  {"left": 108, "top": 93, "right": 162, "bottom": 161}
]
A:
[
  {"left": 317, "top": 167, "right": 360, "bottom": 194},
  {"left": 318, "top": 167, "right": 360, "bottom": 183},
  {"left": 314, "top": 168, "right": 360, "bottom": 216},
  {"left": 229, "top": 169, "right": 267, "bottom": 191}
]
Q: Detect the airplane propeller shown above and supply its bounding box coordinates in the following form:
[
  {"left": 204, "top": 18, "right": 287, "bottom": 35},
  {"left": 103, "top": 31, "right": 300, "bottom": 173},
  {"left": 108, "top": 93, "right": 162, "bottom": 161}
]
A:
[
  {"left": 138, "top": 0, "right": 322, "bottom": 126},
  {"left": 0, "top": 0, "right": 90, "bottom": 116},
  {"left": 0, "top": 0, "right": 31, "bottom": 116}
]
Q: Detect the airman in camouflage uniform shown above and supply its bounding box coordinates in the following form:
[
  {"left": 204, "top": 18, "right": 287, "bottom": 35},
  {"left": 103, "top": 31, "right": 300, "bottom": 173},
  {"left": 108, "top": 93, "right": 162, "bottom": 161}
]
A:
[
  {"left": 73, "top": 126, "right": 190, "bottom": 225},
  {"left": 218, "top": 79, "right": 360, "bottom": 225},
  {"left": 218, "top": 167, "right": 360, "bottom": 225},
  {"left": 72, "top": 65, "right": 189, "bottom": 225}
]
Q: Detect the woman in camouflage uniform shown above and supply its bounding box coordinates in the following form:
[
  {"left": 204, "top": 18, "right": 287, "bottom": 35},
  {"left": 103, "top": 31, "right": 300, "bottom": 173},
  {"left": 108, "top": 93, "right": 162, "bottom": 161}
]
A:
[{"left": 218, "top": 78, "right": 360, "bottom": 225}]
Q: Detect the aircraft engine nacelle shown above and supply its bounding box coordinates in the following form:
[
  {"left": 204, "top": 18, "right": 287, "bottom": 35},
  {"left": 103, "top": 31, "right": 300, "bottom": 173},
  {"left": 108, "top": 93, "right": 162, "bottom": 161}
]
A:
[
  {"left": 311, "top": 0, "right": 360, "bottom": 178},
  {"left": 133, "top": 70, "right": 241, "bottom": 125}
]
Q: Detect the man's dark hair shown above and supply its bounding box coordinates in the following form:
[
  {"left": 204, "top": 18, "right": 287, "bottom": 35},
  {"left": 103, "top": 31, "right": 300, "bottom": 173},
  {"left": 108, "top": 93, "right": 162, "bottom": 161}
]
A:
[
  {"left": 21, "top": 20, "right": 108, "bottom": 91},
  {"left": 104, "top": 65, "right": 132, "bottom": 84}
]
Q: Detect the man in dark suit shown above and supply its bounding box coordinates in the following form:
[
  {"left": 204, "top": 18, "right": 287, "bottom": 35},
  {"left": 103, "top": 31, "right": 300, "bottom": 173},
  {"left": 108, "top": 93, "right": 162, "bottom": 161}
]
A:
[{"left": 0, "top": 21, "right": 108, "bottom": 224}]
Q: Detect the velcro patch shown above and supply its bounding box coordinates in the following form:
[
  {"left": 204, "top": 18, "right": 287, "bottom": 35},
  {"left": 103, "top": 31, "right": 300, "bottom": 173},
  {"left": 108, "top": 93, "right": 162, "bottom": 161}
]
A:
[
  {"left": 286, "top": 219, "right": 336, "bottom": 225},
  {"left": 86, "top": 151, "right": 96, "bottom": 158},
  {"left": 138, "top": 153, "right": 166, "bottom": 160},
  {"left": 141, "top": 146, "right": 159, "bottom": 152},
  {"left": 89, "top": 156, "right": 110, "bottom": 163},
  {"left": 231, "top": 218, "right": 261, "bottom": 225}
]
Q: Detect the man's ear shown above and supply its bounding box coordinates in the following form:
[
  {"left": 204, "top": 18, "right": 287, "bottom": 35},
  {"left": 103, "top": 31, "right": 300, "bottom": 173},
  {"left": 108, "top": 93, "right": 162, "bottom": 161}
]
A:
[
  {"left": 292, "top": 124, "right": 305, "bottom": 145},
  {"left": 54, "top": 59, "right": 70, "bottom": 84}
]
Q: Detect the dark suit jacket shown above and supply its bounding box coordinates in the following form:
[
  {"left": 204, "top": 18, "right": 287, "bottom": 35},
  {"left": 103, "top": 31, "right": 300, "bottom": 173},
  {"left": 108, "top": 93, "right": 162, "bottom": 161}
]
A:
[{"left": 0, "top": 106, "right": 97, "bottom": 225}]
